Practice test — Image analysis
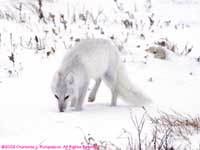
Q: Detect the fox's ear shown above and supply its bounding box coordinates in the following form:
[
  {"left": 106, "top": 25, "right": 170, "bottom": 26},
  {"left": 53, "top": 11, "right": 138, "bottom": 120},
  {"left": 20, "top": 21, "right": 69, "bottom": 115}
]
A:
[
  {"left": 54, "top": 71, "right": 62, "bottom": 81},
  {"left": 57, "top": 71, "right": 62, "bottom": 77},
  {"left": 65, "top": 72, "right": 74, "bottom": 85},
  {"left": 51, "top": 71, "right": 61, "bottom": 92}
]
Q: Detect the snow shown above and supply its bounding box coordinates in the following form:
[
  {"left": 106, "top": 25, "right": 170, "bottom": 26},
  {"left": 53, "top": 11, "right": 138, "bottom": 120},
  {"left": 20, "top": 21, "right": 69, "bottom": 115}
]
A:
[{"left": 0, "top": 0, "right": 200, "bottom": 148}]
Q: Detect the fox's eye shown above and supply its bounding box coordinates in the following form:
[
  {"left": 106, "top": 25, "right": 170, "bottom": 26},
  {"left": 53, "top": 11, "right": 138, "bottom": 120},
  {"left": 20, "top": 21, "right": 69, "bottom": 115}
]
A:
[
  {"left": 54, "top": 95, "right": 59, "bottom": 100},
  {"left": 64, "top": 95, "right": 69, "bottom": 101}
]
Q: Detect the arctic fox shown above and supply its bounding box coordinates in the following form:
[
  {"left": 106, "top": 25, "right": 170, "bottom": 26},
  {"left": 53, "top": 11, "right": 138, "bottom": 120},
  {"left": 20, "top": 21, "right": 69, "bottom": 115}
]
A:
[{"left": 51, "top": 38, "right": 151, "bottom": 112}]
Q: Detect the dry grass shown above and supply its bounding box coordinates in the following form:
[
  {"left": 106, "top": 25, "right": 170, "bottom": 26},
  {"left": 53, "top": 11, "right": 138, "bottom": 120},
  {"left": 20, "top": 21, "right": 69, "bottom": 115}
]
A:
[
  {"left": 77, "top": 109, "right": 200, "bottom": 150},
  {"left": 148, "top": 110, "right": 200, "bottom": 141}
]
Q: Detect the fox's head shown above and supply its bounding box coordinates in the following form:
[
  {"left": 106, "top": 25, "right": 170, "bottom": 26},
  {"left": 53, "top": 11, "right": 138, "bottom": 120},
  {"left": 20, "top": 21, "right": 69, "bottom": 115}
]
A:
[{"left": 51, "top": 71, "right": 75, "bottom": 112}]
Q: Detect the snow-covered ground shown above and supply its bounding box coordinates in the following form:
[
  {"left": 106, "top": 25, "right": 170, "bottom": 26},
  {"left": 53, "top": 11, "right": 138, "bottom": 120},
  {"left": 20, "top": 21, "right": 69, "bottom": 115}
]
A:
[{"left": 0, "top": 0, "right": 200, "bottom": 149}]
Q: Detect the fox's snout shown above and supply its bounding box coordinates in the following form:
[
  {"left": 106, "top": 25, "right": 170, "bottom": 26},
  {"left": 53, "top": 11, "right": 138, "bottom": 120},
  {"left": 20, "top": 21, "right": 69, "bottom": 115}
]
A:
[
  {"left": 59, "top": 109, "right": 64, "bottom": 112},
  {"left": 58, "top": 103, "right": 66, "bottom": 112}
]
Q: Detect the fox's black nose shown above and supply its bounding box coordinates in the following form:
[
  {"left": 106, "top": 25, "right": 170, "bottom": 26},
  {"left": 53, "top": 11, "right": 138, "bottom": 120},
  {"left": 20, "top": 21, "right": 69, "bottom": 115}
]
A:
[
  {"left": 59, "top": 107, "right": 65, "bottom": 112},
  {"left": 58, "top": 103, "right": 66, "bottom": 112},
  {"left": 59, "top": 109, "right": 64, "bottom": 112},
  {"left": 59, "top": 106, "right": 65, "bottom": 112}
]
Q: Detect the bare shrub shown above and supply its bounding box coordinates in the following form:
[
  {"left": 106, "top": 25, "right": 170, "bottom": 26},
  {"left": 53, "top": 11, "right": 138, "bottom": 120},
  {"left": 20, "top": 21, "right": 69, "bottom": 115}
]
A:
[{"left": 148, "top": 110, "right": 200, "bottom": 141}]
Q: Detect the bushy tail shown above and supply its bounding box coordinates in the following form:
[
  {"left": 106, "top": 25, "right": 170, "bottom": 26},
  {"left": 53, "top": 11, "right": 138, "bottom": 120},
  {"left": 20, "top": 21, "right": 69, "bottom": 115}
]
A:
[{"left": 116, "top": 61, "right": 152, "bottom": 106}]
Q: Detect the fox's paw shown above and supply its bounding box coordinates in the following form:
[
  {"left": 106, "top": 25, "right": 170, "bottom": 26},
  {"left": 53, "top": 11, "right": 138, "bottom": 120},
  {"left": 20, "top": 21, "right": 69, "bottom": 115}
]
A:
[
  {"left": 110, "top": 103, "right": 117, "bottom": 107},
  {"left": 73, "top": 106, "right": 83, "bottom": 111},
  {"left": 88, "top": 97, "right": 95, "bottom": 102}
]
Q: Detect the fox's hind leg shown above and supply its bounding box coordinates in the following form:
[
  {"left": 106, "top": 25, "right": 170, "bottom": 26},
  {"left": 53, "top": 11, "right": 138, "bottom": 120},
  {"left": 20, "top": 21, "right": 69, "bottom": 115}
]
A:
[
  {"left": 103, "top": 69, "right": 118, "bottom": 106},
  {"left": 88, "top": 78, "right": 101, "bottom": 102}
]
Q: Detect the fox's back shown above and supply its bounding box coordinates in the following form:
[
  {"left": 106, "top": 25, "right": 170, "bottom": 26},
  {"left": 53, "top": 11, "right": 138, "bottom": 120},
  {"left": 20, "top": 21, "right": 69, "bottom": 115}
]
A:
[{"left": 72, "top": 39, "right": 119, "bottom": 79}]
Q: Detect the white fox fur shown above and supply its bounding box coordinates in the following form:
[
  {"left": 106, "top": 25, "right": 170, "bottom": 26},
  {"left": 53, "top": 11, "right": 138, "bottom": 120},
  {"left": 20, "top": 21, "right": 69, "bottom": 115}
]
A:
[{"left": 51, "top": 38, "right": 151, "bottom": 112}]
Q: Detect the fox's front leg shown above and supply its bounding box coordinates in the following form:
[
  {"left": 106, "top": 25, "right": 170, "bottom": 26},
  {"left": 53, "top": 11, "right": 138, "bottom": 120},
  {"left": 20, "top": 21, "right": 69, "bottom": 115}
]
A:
[
  {"left": 88, "top": 78, "right": 101, "bottom": 102},
  {"left": 72, "top": 69, "right": 89, "bottom": 110},
  {"left": 70, "top": 97, "right": 76, "bottom": 107},
  {"left": 74, "top": 82, "right": 89, "bottom": 111}
]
